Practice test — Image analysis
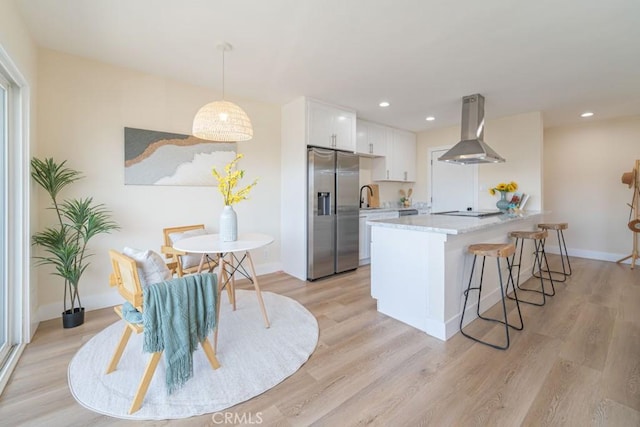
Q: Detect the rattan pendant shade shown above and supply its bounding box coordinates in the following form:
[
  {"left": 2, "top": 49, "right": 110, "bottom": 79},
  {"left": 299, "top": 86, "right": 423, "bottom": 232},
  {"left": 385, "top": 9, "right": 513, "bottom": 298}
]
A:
[
  {"left": 192, "top": 100, "right": 253, "bottom": 141},
  {"left": 193, "top": 42, "right": 253, "bottom": 142}
]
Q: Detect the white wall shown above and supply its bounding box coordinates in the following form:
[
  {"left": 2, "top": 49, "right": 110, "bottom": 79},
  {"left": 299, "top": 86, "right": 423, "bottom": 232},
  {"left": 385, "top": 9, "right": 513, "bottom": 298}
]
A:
[
  {"left": 0, "top": 1, "right": 37, "bottom": 81},
  {"left": 416, "top": 111, "right": 544, "bottom": 211},
  {"left": 35, "top": 49, "right": 281, "bottom": 320},
  {"left": 544, "top": 116, "right": 640, "bottom": 261}
]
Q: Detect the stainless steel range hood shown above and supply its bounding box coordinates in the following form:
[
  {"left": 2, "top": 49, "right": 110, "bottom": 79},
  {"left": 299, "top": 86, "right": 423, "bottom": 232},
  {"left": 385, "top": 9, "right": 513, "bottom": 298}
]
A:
[{"left": 438, "top": 94, "right": 505, "bottom": 165}]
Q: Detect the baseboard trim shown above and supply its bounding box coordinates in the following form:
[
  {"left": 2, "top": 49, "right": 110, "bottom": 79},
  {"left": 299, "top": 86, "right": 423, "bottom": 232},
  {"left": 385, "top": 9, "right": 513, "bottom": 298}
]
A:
[
  {"left": 37, "top": 261, "right": 283, "bottom": 321},
  {"left": 445, "top": 265, "right": 533, "bottom": 340},
  {"left": 545, "top": 245, "right": 635, "bottom": 264},
  {"left": 37, "top": 292, "right": 123, "bottom": 322}
]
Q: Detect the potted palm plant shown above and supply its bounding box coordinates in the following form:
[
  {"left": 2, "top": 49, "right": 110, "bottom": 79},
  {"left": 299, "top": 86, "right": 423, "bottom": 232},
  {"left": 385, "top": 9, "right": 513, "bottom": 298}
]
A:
[{"left": 31, "top": 157, "right": 119, "bottom": 328}]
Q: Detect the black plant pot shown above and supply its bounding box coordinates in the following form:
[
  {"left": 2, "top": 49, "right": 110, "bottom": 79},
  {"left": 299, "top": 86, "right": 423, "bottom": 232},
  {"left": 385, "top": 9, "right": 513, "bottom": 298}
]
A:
[{"left": 62, "top": 307, "right": 85, "bottom": 328}]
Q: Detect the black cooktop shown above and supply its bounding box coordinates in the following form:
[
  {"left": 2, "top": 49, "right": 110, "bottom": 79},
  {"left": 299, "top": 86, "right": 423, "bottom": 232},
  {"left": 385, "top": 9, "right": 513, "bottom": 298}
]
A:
[{"left": 433, "top": 210, "right": 504, "bottom": 218}]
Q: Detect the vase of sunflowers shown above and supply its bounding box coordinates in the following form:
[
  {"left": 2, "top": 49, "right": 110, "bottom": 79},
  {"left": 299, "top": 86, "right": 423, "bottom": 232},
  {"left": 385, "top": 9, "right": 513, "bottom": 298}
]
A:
[
  {"left": 489, "top": 181, "right": 518, "bottom": 211},
  {"left": 212, "top": 154, "right": 258, "bottom": 242}
]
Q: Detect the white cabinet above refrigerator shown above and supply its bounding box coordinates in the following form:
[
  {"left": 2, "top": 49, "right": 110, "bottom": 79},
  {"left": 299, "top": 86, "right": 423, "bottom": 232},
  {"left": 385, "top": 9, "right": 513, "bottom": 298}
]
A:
[{"left": 307, "top": 99, "right": 356, "bottom": 151}]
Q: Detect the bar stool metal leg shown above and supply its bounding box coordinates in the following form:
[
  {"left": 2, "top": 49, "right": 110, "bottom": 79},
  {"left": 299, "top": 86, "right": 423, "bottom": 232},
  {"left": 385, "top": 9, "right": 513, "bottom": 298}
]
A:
[
  {"left": 534, "top": 224, "right": 572, "bottom": 282},
  {"left": 557, "top": 228, "right": 572, "bottom": 276},
  {"left": 460, "top": 246, "right": 523, "bottom": 350},
  {"left": 536, "top": 238, "right": 556, "bottom": 296},
  {"left": 507, "top": 232, "right": 555, "bottom": 306}
]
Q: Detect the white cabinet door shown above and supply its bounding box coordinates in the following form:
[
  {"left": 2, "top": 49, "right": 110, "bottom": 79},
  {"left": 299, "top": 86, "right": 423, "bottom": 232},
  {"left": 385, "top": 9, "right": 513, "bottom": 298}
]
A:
[
  {"left": 360, "top": 210, "right": 399, "bottom": 265},
  {"left": 392, "top": 129, "right": 417, "bottom": 182},
  {"left": 356, "top": 119, "right": 371, "bottom": 155},
  {"left": 308, "top": 100, "right": 355, "bottom": 151},
  {"left": 333, "top": 111, "right": 355, "bottom": 151},
  {"left": 356, "top": 119, "right": 387, "bottom": 157},
  {"left": 368, "top": 122, "right": 387, "bottom": 156},
  {"left": 307, "top": 101, "right": 336, "bottom": 149},
  {"left": 359, "top": 215, "right": 368, "bottom": 262},
  {"left": 372, "top": 128, "right": 416, "bottom": 182}
]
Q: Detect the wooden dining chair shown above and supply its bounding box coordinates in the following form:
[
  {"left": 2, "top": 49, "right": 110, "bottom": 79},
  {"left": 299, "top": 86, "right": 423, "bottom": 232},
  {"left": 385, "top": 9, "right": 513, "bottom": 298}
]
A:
[
  {"left": 161, "top": 224, "right": 218, "bottom": 276},
  {"left": 105, "top": 249, "right": 221, "bottom": 414}
]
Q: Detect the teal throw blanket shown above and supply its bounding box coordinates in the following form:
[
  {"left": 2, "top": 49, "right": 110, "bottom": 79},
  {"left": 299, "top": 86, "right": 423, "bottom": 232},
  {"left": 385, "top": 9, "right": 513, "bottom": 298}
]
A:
[
  {"left": 142, "top": 273, "right": 217, "bottom": 394},
  {"left": 121, "top": 301, "right": 143, "bottom": 324}
]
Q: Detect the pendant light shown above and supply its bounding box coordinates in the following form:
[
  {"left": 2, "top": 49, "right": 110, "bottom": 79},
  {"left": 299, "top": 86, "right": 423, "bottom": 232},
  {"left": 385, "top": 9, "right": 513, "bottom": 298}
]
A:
[{"left": 192, "top": 42, "right": 253, "bottom": 142}]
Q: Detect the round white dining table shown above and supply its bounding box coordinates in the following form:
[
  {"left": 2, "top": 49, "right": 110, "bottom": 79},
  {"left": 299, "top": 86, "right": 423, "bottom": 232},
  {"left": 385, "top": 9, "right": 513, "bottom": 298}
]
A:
[{"left": 173, "top": 233, "right": 274, "bottom": 328}]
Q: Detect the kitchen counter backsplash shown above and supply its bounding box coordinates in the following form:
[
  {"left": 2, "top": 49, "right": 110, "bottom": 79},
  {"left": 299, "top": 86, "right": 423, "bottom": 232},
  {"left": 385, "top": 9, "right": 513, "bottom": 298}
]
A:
[
  {"left": 360, "top": 204, "right": 430, "bottom": 214},
  {"left": 362, "top": 201, "right": 428, "bottom": 210}
]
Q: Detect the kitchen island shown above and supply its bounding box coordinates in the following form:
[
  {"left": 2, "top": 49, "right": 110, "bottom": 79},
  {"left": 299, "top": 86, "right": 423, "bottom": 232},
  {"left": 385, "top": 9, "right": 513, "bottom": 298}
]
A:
[{"left": 368, "top": 211, "right": 543, "bottom": 340}]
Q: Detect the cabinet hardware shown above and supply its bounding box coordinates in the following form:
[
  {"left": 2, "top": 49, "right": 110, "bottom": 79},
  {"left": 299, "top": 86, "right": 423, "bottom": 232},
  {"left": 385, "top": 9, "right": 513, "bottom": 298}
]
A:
[
  {"left": 404, "top": 171, "right": 408, "bottom": 181},
  {"left": 369, "top": 143, "right": 373, "bottom": 154},
  {"left": 386, "top": 170, "right": 389, "bottom": 179}
]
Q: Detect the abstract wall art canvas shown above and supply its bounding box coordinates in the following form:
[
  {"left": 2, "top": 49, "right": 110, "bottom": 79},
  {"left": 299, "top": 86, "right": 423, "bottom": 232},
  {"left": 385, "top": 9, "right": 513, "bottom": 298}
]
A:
[{"left": 124, "top": 127, "right": 236, "bottom": 186}]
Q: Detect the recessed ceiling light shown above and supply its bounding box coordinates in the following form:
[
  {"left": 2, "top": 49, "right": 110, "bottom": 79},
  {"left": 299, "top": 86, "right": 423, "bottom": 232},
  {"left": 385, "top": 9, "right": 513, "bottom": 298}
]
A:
[
  {"left": 581, "top": 111, "right": 594, "bottom": 118},
  {"left": 379, "top": 101, "right": 390, "bottom": 107},
  {"left": 425, "top": 116, "right": 435, "bottom": 121}
]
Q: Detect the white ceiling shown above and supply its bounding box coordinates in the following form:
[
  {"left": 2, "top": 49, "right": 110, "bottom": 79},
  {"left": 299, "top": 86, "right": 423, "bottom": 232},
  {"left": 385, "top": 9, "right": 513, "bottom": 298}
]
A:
[{"left": 15, "top": 0, "right": 640, "bottom": 132}]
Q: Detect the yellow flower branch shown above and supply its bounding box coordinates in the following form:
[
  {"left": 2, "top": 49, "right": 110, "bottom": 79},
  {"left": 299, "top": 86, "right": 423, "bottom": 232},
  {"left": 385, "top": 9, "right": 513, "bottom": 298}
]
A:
[{"left": 212, "top": 154, "right": 258, "bottom": 206}]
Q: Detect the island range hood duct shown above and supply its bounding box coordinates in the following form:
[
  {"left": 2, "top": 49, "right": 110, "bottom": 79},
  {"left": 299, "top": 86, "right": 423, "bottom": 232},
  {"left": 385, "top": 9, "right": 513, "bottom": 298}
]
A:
[{"left": 438, "top": 94, "right": 505, "bottom": 165}]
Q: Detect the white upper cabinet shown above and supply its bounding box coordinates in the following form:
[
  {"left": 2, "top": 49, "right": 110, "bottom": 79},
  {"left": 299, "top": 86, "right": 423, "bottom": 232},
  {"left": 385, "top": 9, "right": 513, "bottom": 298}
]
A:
[
  {"left": 371, "top": 128, "right": 417, "bottom": 182},
  {"left": 307, "top": 99, "right": 356, "bottom": 151},
  {"left": 392, "top": 129, "right": 417, "bottom": 182},
  {"left": 356, "top": 119, "right": 387, "bottom": 157}
]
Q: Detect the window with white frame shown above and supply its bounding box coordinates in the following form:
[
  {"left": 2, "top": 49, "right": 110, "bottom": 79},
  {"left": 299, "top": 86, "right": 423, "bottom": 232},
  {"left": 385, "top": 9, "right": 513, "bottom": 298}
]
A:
[
  {"left": 0, "top": 70, "right": 7, "bottom": 365},
  {"left": 0, "top": 45, "right": 30, "bottom": 395}
]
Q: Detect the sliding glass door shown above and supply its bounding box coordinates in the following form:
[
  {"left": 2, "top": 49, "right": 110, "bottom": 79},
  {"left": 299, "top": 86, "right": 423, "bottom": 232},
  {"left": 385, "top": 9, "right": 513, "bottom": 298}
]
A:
[{"left": 0, "top": 72, "right": 8, "bottom": 364}]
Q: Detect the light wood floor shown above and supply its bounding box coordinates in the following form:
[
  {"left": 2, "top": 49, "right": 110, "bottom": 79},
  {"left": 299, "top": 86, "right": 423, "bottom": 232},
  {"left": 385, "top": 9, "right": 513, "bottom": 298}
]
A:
[{"left": 1, "top": 255, "right": 639, "bottom": 426}]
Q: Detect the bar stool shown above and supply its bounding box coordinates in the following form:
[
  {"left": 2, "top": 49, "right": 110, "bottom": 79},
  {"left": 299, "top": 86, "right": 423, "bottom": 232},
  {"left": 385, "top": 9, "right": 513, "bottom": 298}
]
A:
[
  {"left": 460, "top": 243, "right": 523, "bottom": 350},
  {"left": 507, "top": 230, "right": 555, "bottom": 306},
  {"left": 535, "top": 223, "right": 572, "bottom": 282}
]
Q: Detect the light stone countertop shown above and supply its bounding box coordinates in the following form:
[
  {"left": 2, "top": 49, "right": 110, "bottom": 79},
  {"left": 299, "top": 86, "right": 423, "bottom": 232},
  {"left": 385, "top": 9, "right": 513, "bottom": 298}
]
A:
[
  {"left": 359, "top": 207, "right": 427, "bottom": 215},
  {"left": 359, "top": 208, "right": 400, "bottom": 214},
  {"left": 367, "top": 211, "right": 543, "bottom": 235}
]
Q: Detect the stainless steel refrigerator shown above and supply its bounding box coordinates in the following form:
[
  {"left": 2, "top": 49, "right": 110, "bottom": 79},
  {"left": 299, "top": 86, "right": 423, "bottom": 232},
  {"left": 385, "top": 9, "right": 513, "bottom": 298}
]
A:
[{"left": 307, "top": 147, "right": 359, "bottom": 280}]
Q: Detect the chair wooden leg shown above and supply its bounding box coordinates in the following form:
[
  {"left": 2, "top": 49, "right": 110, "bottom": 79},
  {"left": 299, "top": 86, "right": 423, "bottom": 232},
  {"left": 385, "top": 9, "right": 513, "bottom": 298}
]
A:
[
  {"left": 129, "top": 351, "right": 162, "bottom": 414},
  {"left": 105, "top": 326, "right": 132, "bottom": 374},
  {"left": 201, "top": 338, "right": 220, "bottom": 369},
  {"left": 246, "top": 251, "right": 270, "bottom": 328}
]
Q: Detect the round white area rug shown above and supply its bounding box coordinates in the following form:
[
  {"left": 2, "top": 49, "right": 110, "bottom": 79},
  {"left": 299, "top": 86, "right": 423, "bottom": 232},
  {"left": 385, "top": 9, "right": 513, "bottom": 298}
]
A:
[{"left": 68, "top": 290, "right": 318, "bottom": 420}]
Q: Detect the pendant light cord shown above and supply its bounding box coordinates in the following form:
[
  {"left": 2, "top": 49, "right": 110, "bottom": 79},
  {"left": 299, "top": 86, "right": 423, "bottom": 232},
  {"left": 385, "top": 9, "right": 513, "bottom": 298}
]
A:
[{"left": 221, "top": 47, "right": 225, "bottom": 100}]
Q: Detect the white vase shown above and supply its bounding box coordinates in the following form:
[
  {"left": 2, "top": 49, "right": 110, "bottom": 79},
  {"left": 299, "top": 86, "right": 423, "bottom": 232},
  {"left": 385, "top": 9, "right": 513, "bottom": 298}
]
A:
[{"left": 219, "top": 205, "right": 238, "bottom": 242}]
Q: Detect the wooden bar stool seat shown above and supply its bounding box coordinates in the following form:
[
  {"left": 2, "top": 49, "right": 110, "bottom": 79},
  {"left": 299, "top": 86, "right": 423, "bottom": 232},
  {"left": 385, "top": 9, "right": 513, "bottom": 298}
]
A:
[
  {"left": 509, "top": 230, "right": 547, "bottom": 240},
  {"left": 468, "top": 243, "right": 516, "bottom": 258},
  {"left": 460, "top": 242, "right": 523, "bottom": 350},
  {"left": 507, "top": 229, "right": 555, "bottom": 306},
  {"left": 536, "top": 223, "right": 572, "bottom": 282},
  {"left": 537, "top": 223, "right": 568, "bottom": 231}
]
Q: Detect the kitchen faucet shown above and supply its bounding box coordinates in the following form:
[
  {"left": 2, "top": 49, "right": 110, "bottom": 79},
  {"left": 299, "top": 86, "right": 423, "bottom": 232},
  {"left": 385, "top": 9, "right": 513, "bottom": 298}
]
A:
[{"left": 360, "top": 185, "right": 373, "bottom": 208}]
